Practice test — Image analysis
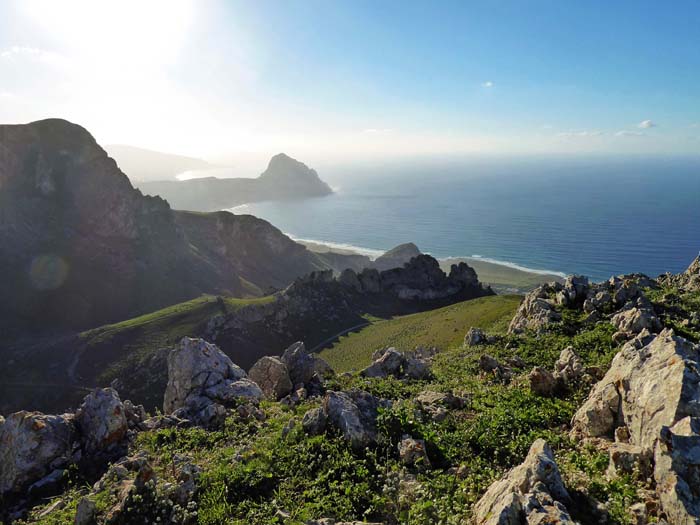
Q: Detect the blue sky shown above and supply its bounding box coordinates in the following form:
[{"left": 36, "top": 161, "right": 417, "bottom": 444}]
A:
[{"left": 1, "top": 0, "right": 698, "bottom": 162}]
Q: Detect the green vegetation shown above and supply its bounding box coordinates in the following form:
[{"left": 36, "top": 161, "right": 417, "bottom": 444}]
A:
[
  {"left": 320, "top": 295, "right": 521, "bottom": 372},
  {"left": 21, "top": 295, "right": 652, "bottom": 525}
]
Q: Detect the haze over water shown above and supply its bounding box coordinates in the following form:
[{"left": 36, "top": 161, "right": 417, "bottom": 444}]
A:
[{"left": 239, "top": 156, "right": 700, "bottom": 282}]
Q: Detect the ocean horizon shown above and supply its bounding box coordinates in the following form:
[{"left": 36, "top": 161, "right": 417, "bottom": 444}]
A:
[{"left": 230, "top": 156, "right": 700, "bottom": 282}]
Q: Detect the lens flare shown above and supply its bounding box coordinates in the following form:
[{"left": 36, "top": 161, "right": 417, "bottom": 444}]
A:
[{"left": 29, "top": 254, "right": 69, "bottom": 290}]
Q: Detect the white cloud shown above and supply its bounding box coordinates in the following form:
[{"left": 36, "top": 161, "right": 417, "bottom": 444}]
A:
[
  {"left": 615, "top": 130, "right": 645, "bottom": 137},
  {"left": 638, "top": 119, "right": 656, "bottom": 129},
  {"left": 0, "top": 45, "right": 66, "bottom": 67},
  {"left": 0, "top": 91, "right": 15, "bottom": 98},
  {"left": 690, "top": 123, "right": 699, "bottom": 128},
  {"left": 557, "top": 130, "right": 604, "bottom": 138},
  {"left": 363, "top": 128, "right": 393, "bottom": 134},
  {"left": 482, "top": 81, "right": 494, "bottom": 88}
]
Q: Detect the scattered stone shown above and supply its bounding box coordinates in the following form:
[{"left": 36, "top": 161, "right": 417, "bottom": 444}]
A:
[
  {"left": 362, "top": 348, "right": 405, "bottom": 378},
  {"left": 302, "top": 407, "right": 327, "bottom": 436},
  {"left": 248, "top": 356, "right": 293, "bottom": 400},
  {"left": 505, "top": 355, "right": 526, "bottom": 368},
  {"left": 553, "top": 347, "right": 583, "bottom": 384},
  {"left": 403, "top": 356, "right": 432, "bottom": 380},
  {"left": 479, "top": 354, "right": 512, "bottom": 382},
  {"left": 529, "top": 367, "right": 558, "bottom": 397},
  {"left": 471, "top": 439, "right": 573, "bottom": 524},
  {"left": 398, "top": 435, "right": 431, "bottom": 469},
  {"left": 75, "top": 496, "right": 96, "bottom": 525},
  {"left": 323, "top": 390, "right": 384, "bottom": 449},
  {"left": 0, "top": 411, "right": 76, "bottom": 496},
  {"left": 465, "top": 327, "right": 488, "bottom": 346}
]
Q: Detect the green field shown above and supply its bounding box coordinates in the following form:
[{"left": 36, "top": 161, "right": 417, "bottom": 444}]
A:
[{"left": 319, "top": 295, "right": 522, "bottom": 372}]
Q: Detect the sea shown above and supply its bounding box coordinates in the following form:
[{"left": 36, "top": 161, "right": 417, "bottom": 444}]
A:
[{"left": 227, "top": 156, "right": 700, "bottom": 282}]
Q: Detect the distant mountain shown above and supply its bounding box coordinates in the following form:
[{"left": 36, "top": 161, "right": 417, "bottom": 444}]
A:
[
  {"left": 136, "top": 153, "right": 333, "bottom": 211},
  {"left": 104, "top": 144, "right": 214, "bottom": 182},
  {"left": 0, "top": 119, "right": 331, "bottom": 332},
  {"left": 371, "top": 242, "right": 422, "bottom": 271}
]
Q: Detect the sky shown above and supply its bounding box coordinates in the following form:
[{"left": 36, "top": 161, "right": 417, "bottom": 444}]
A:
[{"left": 1, "top": 0, "right": 699, "bottom": 164}]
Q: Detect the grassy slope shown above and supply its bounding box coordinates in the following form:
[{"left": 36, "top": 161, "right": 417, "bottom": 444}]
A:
[
  {"left": 320, "top": 295, "right": 521, "bottom": 372},
  {"left": 77, "top": 295, "right": 275, "bottom": 404}
]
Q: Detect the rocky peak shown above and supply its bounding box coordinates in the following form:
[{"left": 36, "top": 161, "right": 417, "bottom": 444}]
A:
[
  {"left": 371, "top": 243, "right": 422, "bottom": 271},
  {"left": 258, "top": 153, "right": 332, "bottom": 194}
]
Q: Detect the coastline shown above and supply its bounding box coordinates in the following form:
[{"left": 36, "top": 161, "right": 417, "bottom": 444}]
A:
[{"left": 293, "top": 236, "right": 565, "bottom": 294}]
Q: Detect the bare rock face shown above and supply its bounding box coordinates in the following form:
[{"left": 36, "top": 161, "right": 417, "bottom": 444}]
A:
[
  {"left": 529, "top": 367, "right": 558, "bottom": 397},
  {"left": 248, "top": 356, "right": 293, "bottom": 400},
  {"left": 660, "top": 255, "right": 700, "bottom": 292},
  {"left": 0, "top": 411, "right": 76, "bottom": 496},
  {"left": 508, "top": 283, "right": 563, "bottom": 334},
  {"left": 553, "top": 347, "right": 584, "bottom": 384},
  {"left": 571, "top": 329, "right": 700, "bottom": 450},
  {"left": 75, "top": 388, "right": 128, "bottom": 460},
  {"left": 654, "top": 417, "right": 700, "bottom": 524},
  {"left": 163, "top": 337, "right": 262, "bottom": 426},
  {"left": 361, "top": 348, "right": 432, "bottom": 380},
  {"left": 471, "top": 439, "right": 573, "bottom": 524}
]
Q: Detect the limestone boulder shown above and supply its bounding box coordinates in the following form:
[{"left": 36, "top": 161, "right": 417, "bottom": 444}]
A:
[
  {"left": 248, "top": 356, "right": 293, "bottom": 400},
  {"left": 398, "top": 435, "right": 431, "bottom": 469},
  {"left": 75, "top": 388, "right": 128, "bottom": 460},
  {"left": 362, "top": 348, "right": 405, "bottom": 378},
  {"left": 163, "top": 337, "right": 261, "bottom": 427},
  {"left": 0, "top": 411, "right": 76, "bottom": 495},
  {"left": 471, "top": 439, "right": 573, "bottom": 524},
  {"left": 571, "top": 329, "right": 700, "bottom": 450},
  {"left": 281, "top": 341, "right": 316, "bottom": 386},
  {"left": 323, "top": 390, "right": 384, "bottom": 449}
]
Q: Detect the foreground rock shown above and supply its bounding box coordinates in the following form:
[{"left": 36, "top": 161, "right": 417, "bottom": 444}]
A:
[
  {"left": 163, "top": 337, "right": 263, "bottom": 427},
  {"left": 571, "top": 329, "right": 700, "bottom": 449},
  {"left": 75, "top": 388, "right": 128, "bottom": 463},
  {"left": 0, "top": 412, "right": 76, "bottom": 496},
  {"left": 248, "top": 356, "right": 293, "bottom": 400},
  {"left": 471, "top": 439, "right": 573, "bottom": 524},
  {"left": 529, "top": 347, "right": 584, "bottom": 397}
]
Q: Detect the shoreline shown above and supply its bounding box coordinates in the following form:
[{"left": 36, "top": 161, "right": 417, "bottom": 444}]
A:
[{"left": 293, "top": 235, "right": 566, "bottom": 293}]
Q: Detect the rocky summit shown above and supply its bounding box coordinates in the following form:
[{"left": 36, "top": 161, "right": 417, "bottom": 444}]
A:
[{"left": 2, "top": 253, "right": 700, "bottom": 524}]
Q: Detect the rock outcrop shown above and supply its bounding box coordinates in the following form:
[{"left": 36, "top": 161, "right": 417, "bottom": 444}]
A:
[
  {"left": 471, "top": 439, "right": 573, "bottom": 524},
  {"left": 163, "top": 337, "right": 262, "bottom": 427},
  {"left": 508, "top": 283, "right": 563, "bottom": 334},
  {"left": 571, "top": 329, "right": 700, "bottom": 449}
]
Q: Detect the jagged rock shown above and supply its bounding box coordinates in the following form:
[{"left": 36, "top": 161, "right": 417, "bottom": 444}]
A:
[
  {"left": 27, "top": 468, "right": 65, "bottom": 498},
  {"left": 415, "top": 391, "right": 465, "bottom": 422},
  {"left": 659, "top": 255, "right": 700, "bottom": 292},
  {"left": 471, "top": 439, "right": 573, "bottom": 524},
  {"left": 0, "top": 411, "right": 76, "bottom": 495},
  {"left": 479, "top": 354, "right": 512, "bottom": 382},
  {"left": 171, "top": 454, "right": 202, "bottom": 505},
  {"left": 163, "top": 337, "right": 261, "bottom": 427},
  {"left": 123, "top": 400, "right": 147, "bottom": 430},
  {"left": 465, "top": 327, "right": 488, "bottom": 346},
  {"left": 571, "top": 329, "right": 700, "bottom": 450},
  {"left": 556, "top": 275, "right": 589, "bottom": 306},
  {"left": 281, "top": 341, "right": 316, "bottom": 385},
  {"left": 553, "top": 347, "right": 584, "bottom": 384},
  {"left": 313, "top": 356, "right": 335, "bottom": 379},
  {"left": 607, "top": 442, "right": 652, "bottom": 479},
  {"left": 306, "top": 520, "right": 383, "bottom": 525},
  {"left": 529, "top": 367, "right": 558, "bottom": 397},
  {"left": 75, "top": 496, "right": 96, "bottom": 525},
  {"left": 398, "top": 435, "right": 431, "bottom": 469},
  {"left": 654, "top": 417, "right": 700, "bottom": 523},
  {"left": 611, "top": 306, "right": 662, "bottom": 335},
  {"left": 508, "top": 284, "right": 563, "bottom": 334},
  {"left": 323, "top": 390, "right": 383, "bottom": 449},
  {"left": 362, "top": 348, "right": 405, "bottom": 378},
  {"left": 76, "top": 388, "right": 128, "bottom": 461},
  {"left": 248, "top": 356, "right": 293, "bottom": 400},
  {"left": 302, "top": 407, "right": 328, "bottom": 436},
  {"left": 505, "top": 355, "right": 527, "bottom": 368}
]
